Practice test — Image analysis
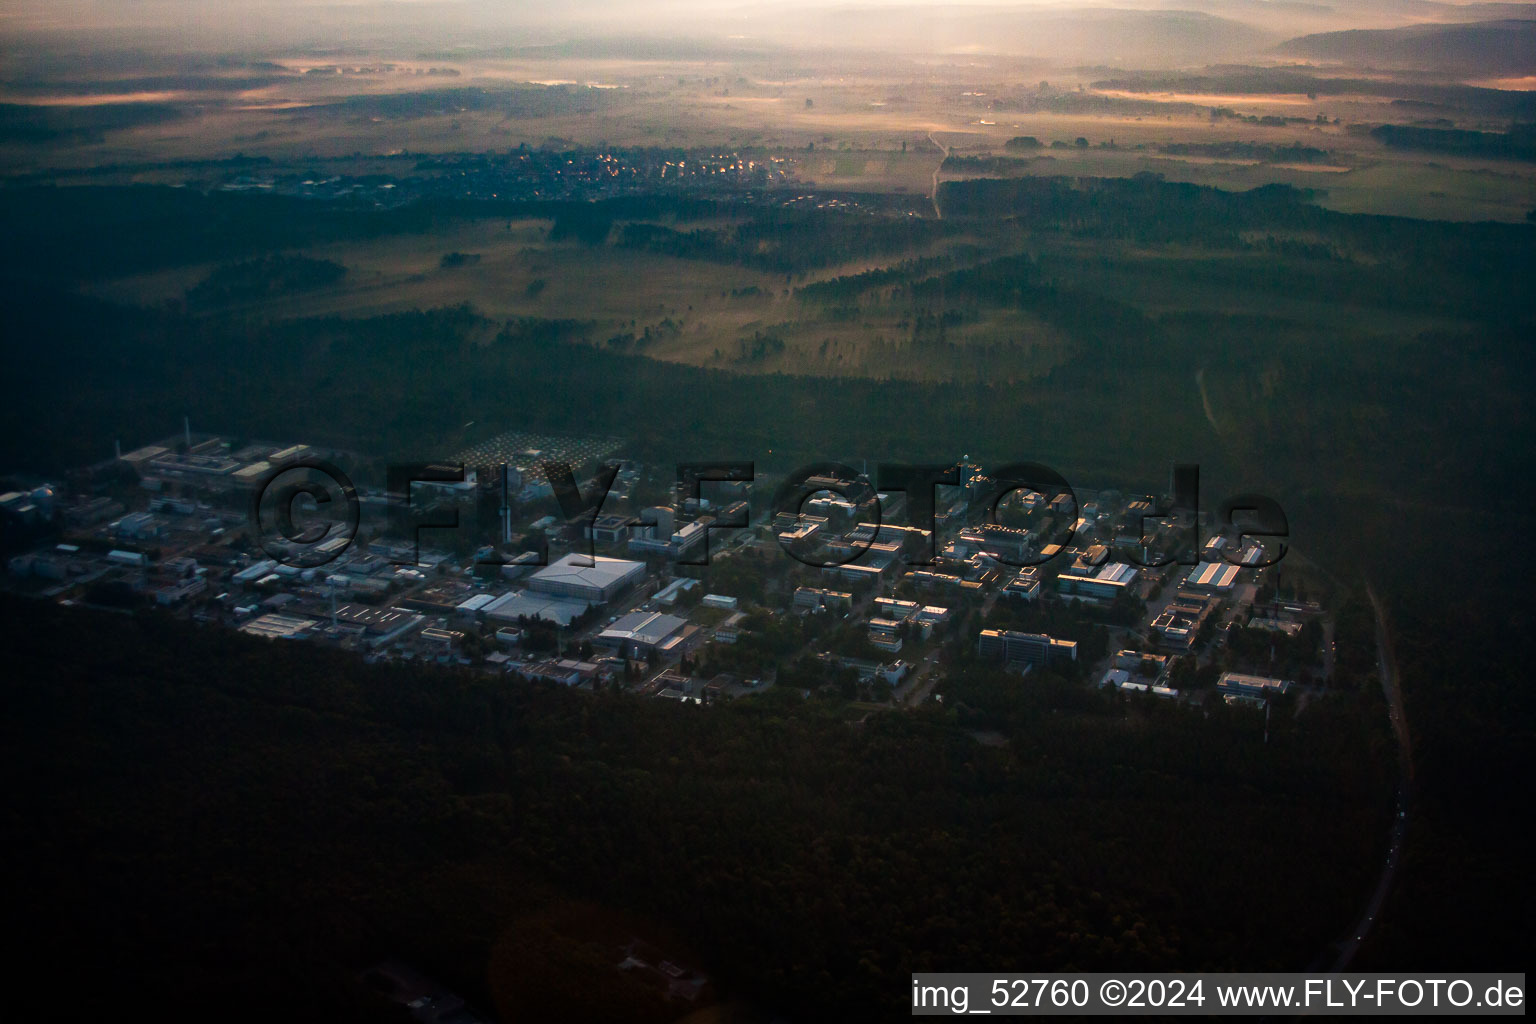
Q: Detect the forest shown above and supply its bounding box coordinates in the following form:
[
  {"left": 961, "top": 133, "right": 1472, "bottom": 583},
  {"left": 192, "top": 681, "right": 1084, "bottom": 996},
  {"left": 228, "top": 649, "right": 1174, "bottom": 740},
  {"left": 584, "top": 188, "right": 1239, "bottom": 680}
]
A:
[{"left": 1, "top": 595, "right": 1389, "bottom": 1020}]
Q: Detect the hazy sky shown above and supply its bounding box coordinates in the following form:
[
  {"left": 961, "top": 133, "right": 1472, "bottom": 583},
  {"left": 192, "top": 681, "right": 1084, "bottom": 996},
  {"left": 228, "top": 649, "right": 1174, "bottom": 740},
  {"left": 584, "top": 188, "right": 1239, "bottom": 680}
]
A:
[{"left": 3, "top": 0, "right": 1533, "bottom": 54}]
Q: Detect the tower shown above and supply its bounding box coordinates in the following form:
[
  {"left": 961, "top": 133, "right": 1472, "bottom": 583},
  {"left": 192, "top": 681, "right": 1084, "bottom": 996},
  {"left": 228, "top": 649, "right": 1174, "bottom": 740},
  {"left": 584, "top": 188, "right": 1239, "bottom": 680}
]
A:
[
  {"left": 499, "top": 464, "right": 513, "bottom": 545},
  {"left": 648, "top": 505, "right": 675, "bottom": 541}
]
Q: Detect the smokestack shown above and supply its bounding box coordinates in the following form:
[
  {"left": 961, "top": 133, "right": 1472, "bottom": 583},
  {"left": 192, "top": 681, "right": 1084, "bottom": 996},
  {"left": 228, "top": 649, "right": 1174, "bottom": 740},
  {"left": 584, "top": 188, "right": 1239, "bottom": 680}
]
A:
[
  {"left": 500, "top": 464, "right": 513, "bottom": 544},
  {"left": 115, "top": 439, "right": 122, "bottom": 460},
  {"left": 184, "top": 415, "right": 191, "bottom": 448}
]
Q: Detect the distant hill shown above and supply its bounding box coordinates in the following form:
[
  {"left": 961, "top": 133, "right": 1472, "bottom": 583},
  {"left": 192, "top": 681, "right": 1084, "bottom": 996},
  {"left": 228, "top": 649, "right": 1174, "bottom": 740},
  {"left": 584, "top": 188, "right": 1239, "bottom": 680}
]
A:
[
  {"left": 1274, "top": 19, "right": 1536, "bottom": 75},
  {"left": 798, "top": 6, "right": 1275, "bottom": 65}
]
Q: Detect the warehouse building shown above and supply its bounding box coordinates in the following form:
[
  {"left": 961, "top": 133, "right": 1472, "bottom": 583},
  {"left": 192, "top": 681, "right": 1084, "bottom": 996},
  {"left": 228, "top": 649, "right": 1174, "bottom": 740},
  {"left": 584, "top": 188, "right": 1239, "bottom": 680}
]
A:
[
  {"left": 1057, "top": 561, "right": 1138, "bottom": 602},
  {"left": 527, "top": 553, "right": 645, "bottom": 603},
  {"left": 482, "top": 590, "right": 591, "bottom": 628},
  {"left": 1183, "top": 561, "right": 1240, "bottom": 593},
  {"left": 596, "top": 611, "right": 690, "bottom": 658}
]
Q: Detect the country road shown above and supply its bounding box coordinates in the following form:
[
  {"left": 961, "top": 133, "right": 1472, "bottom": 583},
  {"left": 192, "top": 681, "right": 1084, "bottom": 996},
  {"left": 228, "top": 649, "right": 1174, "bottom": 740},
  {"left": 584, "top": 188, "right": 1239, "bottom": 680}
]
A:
[
  {"left": 928, "top": 131, "right": 948, "bottom": 218},
  {"left": 1195, "top": 366, "right": 1223, "bottom": 437},
  {"left": 1330, "top": 581, "right": 1413, "bottom": 970}
]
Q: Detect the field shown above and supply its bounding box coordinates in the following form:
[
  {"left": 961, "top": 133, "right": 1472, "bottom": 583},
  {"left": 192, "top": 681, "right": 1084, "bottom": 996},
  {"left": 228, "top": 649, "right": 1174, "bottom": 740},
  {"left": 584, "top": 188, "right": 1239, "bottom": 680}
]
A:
[
  {"left": 4, "top": 50, "right": 1532, "bottom": 223},
  {"left": 14, "top": 43, "right": 1529, "bottom": 407}
]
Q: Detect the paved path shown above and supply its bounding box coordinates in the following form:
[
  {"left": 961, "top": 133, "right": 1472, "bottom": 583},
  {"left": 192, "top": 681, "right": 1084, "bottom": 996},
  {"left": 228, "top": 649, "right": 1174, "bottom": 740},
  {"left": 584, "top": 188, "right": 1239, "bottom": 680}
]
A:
[
  {"left": 1329, "top": 581, "right": 1412, "bottom": 970},
  {"left": 928, "top": 131, "right": 949, "bottom": 218}
]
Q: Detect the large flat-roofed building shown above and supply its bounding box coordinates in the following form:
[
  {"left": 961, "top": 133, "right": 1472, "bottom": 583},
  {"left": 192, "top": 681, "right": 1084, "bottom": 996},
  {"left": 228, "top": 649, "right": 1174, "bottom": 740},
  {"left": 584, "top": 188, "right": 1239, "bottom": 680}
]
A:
[
  {"left": 1217, "top": 672, "right": 1293, "bottom": 699},
  {"left": 653, "top": 577, "right": 699, "bottom": 607},
  {"left": 629, "top": 517, "right": 713, "bottom": 559},
  {"left": 1100, "top": 649, "right": 1172, "bottom": 691},
  {"left": 233, "top": 461, "right": 273, "bottom": 487},
  {"left": 1183, "top": 561, "right": 1240, "bottom": 593},
  {"left": 399, "top": 579, "right": 477, "bottom": 614},
  {"left": 793, "top": 586, "right": 852, "bottom": 612},
  {"left": 120, "top": 444, "right": 171, "bottom": 469},
  {"left": 526, "top": 553, "right": 644, "bottom": 603},
  {"left": 239, "top": 613, "right": 317, "bottom": 640},
  {"left": 1002, "top": 567, "right": 1043, "bottom": 601},
  {"left": 588, "top": 513, "right": 638, "bottom": 544},
  {"left": 977, "top": 629, "right": 1077, "bottom": 669},
  {"left": 903, "top": 569, "right": 983, "bottom": 593},
  {"left": 1058, "top": 561, "right": 1138, "bottom": 602},
  {"left": 1150, "top": 598, "right": 1216, "bottom": 650},
  {"left": 483, "top": 590, "right": 591, "bottom": 627},
  {"left": 331, "top": 604, "right": 425, "bottom": 646},
  {"left": 715, "top": 611, "right": 747, "bottom": 644},
  {"left": 774, "top": 512, "right": 828, "bottom": 547},
  {"left": 955, "top": 523, "right": 1035, "bottom": 562},
  {"left": 873, "top": 597, "right": 921, "bottom": 622},
  {"left": 149, "top": 447, "right": 243, "bottom": 481},
  {"left": 596, "top": 611, "right": 689, "bottom": 657}
]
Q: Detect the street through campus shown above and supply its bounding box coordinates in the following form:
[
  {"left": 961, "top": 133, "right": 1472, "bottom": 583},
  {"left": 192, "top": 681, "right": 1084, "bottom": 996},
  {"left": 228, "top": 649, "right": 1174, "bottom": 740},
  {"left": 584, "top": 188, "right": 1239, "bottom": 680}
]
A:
[{"left": 1330, "top": 583, "right": 1413, "bottom": 971}]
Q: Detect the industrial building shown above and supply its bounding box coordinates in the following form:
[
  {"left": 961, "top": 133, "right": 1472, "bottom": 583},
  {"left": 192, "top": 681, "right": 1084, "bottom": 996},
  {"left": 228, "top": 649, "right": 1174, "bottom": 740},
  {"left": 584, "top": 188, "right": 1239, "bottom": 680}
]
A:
[
  {"left": 527, "top": 553, "right": 645, "bottom": 603},
  {"left": 1183, "top": 561, "right": 1240, "bottom": 593},
  {"left": 1057, "top": 561, "right": 1138, "bottom": 602},
  {"left": 596, "top": 611, "right": 690, "bottom": 658},
  {"left": 1217, "top": 672, "right": 1293, "bottom": 699},
  {"left": 329, "top": 604, "right": 426, "bottom": 646},
  {"left": 239, "top": 613, "right": 318, "bottom": 640},
  {"left": 482, "top": 590, "right": 591, "bottom": 627}
]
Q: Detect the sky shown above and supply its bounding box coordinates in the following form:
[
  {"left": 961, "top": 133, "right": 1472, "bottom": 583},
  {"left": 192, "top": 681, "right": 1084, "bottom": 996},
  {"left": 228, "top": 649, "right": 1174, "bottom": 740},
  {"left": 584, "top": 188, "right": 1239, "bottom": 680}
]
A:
[{"left": 2, "top": 0, "right": 1533, "bottom": 55}]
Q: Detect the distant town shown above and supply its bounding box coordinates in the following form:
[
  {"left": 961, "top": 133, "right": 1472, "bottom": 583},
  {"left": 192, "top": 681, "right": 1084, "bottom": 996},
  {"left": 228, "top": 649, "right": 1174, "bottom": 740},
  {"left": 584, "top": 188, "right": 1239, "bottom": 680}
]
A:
[{"left": 2, "top": 426, "right": 1333, "bottom": 715}]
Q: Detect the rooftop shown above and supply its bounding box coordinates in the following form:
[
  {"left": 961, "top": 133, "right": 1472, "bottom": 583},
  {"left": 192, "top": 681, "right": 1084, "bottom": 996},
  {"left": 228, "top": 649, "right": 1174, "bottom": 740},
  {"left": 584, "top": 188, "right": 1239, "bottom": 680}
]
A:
[
  {"left": 600, "top": 611, "right": 687, "bottom": 646},
  {"left": 531, "top": 552, "right": 644, "bottom": 589}
]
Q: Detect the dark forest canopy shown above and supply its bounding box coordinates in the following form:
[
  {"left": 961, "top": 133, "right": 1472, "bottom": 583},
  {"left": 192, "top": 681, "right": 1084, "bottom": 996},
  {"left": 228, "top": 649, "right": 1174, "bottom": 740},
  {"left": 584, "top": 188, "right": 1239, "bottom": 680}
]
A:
[
  {"left": 1370, "top": 122, "right": 1536, "bottom": 162},
  {"left": 1, "top": 595, "right": 1388, "bottom": 1020},
  {"left": 185, "top": 254, "right": 347, "bottom": 307},
  {"left": 1088, "top": 67, "right": 1536, "bottom": 119}
]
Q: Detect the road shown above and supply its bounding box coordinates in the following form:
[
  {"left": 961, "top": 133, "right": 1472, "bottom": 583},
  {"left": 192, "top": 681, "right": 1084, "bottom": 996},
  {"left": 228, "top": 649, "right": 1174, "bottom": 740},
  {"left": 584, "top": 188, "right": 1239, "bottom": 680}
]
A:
[
  {"left": 927, "top": 131, "right": 949, "bottom": 219},
  {"left": 1195, "top": 367, "right": 1223, "bottom": 437},
  {"left": 1329, "top": 581, "right": 1412, "bottom": 970},
  {"left": 899, "top": 583, "right": 1004, "bottom": 706},
  {"left": 899, "top": 650, "right": 944, "bottom": 706}
]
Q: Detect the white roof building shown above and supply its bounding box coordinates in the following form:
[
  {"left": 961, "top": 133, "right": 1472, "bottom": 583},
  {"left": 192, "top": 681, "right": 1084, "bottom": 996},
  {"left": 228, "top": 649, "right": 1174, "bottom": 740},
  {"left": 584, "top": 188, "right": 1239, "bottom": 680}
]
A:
[
  {"left": 483, "top": 589, "right": 591, "bottom": 627},
  {"left": 527, "top": 553, "right": 645, "bottom": 602},
  {"left": 1185, "top": 561, "right": 1240, "bottom": 591},
  {"left": 597, "top": 611, "right": 688, "bottom": 654}
]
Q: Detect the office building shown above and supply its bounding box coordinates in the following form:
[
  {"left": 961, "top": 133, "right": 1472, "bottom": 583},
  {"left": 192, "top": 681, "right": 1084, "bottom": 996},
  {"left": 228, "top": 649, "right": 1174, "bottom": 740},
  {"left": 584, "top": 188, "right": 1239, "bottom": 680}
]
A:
[{"left": 976, "top": 629, "right": 1078, "bottom": 669}]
